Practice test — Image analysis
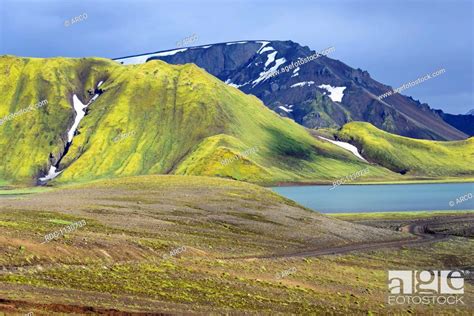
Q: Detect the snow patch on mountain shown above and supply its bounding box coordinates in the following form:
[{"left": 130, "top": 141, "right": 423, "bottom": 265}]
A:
[
  {"left": 291, "top": 67, "right": 300, "bottom": 78},
  {"left": 226, "top": 41, "right": 248, "bottom": 45},
  {"left": 252, "top": 57, "right": 286, "bottom": 87},
  {"left": 291, "top": 81, "right": 315, "bottom": 88},
  {"left": 264, "top": 51, "right": 278, "bottom": 67},
  {"left": 115, "top": 48, "right": 188, "bottom": 65},
  {"left": 68, "top": 95, "right": 92, "bottom": 142},
  {"left": 39, "top": 166, "right": 62, "bottom": 182},
  {"left": 154, "top": 48, "right": 188, "bottom": 57},
  {"left": 256, "top": 41, "right": 270, "bottom": 53},
  {"left": 318, "top": 136, "right": 367, "bottom": 162},
  {"left": 260, "top": 46, "right": 275, "bottom": 54},
  {"left": 225, "top": 79, "right": 250, "bottom": 88},
  {"left": 318, "top": 84, "right": 346, "bottom": 102},
  {"left": 39, "top": 81, "right": 103, "bottom": 183},
  {"left": 278, "top": 105, "right": 293, "bottom": 113},
  {"left": 224, "top": 79, "right": 250, "bottom": 89},
  {"left": 115, "top": 55, "right": 148, "bottom": 65}
]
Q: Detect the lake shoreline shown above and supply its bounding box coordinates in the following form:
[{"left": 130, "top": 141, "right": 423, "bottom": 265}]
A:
[
  {"left": 269, "top": 177, "right": 474, "bottom": 188},
  {"left": 327, "top": 210, "right": 474, "bottom": 216}
]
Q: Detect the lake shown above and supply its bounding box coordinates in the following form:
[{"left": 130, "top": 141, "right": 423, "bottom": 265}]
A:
[{"left": 272, "top": 182, "right": 474, "bottom": 213}]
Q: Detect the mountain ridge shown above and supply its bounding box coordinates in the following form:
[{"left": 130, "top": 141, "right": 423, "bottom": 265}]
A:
[
  {"left": 433, "top": 108, "right": 474, "bottom": 136},
  {"left": 337, "top": 122, "right": 474, "bottom": 176},
  {"left": 114, "top": 40, "right": 468, "bottom": 141},
  {"left": 1, "top": 55, "right": 471, "bottom": 186},
  {"left": 0, "top": 55, "right": 394, "bottom": 185}
]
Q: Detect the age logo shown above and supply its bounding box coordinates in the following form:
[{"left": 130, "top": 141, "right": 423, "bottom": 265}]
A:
[{"left": 387, "top": 270, "right": 465, "bottom": 305}]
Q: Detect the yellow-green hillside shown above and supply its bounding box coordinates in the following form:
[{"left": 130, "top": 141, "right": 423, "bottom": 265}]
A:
[
  {"left": 0, "top": 56, "right": 392, "bottom": 185},
  {"left": 337, "top": 122, "right": 474, "bottom": 176}
]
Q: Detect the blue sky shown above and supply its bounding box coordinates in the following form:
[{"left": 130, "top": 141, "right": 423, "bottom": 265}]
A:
[{"left": 0, "top": 0, "right": 472, "bottom": 114}]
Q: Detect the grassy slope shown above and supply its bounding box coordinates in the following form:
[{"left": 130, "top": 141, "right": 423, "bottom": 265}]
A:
[
  {"left": 337, "top": 122, "right": 474, "bottom": 177},
  {"left": 0, "top": 56, "right": 395, "bottom": 185},
  {"left": 0, "top": 56, "right": 97, "bottom": 183},
  {"left": 0, "top": 175, "right": 471, "bottom": 314}
]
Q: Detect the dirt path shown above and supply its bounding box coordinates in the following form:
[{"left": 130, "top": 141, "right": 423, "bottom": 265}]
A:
[
  {"left": 0, "top": 221, "right": 454, "bottom": 273},
  {"left": 229, "top": 222, "right": 450, "bottom": 260}
]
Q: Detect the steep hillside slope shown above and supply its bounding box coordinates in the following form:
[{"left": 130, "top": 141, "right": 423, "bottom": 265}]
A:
[
  {"left": 0, "top": 56, "right": 393, "bottom": 185},
  {"left": 114, "top": 40, "right": 467, "bottom": 141},
  {"left": 0, "top": 56, "right": 107, "bottom": 183},
  {"left": 336, "top": 122, "right": 474, "bottom": 176}
]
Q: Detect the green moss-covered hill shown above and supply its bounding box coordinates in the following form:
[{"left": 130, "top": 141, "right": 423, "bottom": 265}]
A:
[
  {"left": 337, "top": 122, "right": 474, "bottom": 177},
  {"left": 0, "top": 56, "right": 394, "bottom": 185}
]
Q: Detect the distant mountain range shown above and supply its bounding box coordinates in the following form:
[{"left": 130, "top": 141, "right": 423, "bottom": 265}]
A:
[{"left": 115, "top": 40, "right": 471, "bottom": 140}]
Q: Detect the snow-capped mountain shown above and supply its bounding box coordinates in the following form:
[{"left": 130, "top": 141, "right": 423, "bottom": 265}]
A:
[
  {"left": 114, "top": 40, "right": 468, "bottom": 140},
  {"left": 467, "top": 109, "right": 474, "bottom": 115}
]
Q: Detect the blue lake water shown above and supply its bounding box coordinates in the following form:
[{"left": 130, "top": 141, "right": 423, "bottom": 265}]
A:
[{"left": 272, "top": 183, "right": 474, "bottom": 213}]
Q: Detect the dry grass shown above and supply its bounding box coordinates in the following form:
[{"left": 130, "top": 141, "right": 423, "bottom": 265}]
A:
[{"left": 0, "top": 175, "right": 471, "bottom": 314}]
